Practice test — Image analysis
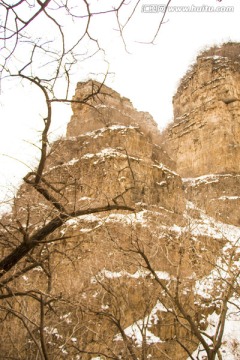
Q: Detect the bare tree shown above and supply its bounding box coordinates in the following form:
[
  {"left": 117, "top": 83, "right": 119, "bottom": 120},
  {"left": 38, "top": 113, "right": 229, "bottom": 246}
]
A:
[
  {"left": 59, "top": 211, "right": 238, "bottom": 360},
  {"left": 5, "top": 3, "right": 237, "bottom": 360},
  {"left": 0, "top": 0, "right": 172, "bottom": 275},
  {"left": 127, "top": 231, "right": 240, "bottom": 360}
]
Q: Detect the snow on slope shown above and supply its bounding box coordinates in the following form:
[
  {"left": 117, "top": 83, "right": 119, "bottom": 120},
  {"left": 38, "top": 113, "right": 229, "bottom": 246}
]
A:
[
  {"left": 188, "top": 298, "right": 240, "bottom": 359},
  {"left": 64, "top": 199, "right": 240, "bottom": 359},
  {"left": 110, "top": 202, "right": 240, "bottom": 359},
  {"left": 185, "top": 202, "right": 240, "bottom": 360}
]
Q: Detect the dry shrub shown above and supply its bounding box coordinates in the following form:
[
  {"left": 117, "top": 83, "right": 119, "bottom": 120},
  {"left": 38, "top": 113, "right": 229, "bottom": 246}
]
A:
[{"left": 199, "top": 42, "right": 240, "bottom": 62}]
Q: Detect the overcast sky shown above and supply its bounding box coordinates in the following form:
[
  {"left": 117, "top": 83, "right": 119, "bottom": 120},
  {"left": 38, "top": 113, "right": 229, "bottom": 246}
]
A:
[
  {"left": 107, "top": 0, "right": 240, "bottom": 128},
  {"left": 0, "top": 0, "right": 240, "bottom": 206}
]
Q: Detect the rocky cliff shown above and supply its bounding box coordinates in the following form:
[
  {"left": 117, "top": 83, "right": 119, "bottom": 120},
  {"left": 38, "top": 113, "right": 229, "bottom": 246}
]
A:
[
  {"left": 162, "top": 42, "right": 240, "bottom": 226},
  {"left": 67, "top": 81, "right": 163, "bottom": 146},
  {"left": 162, "top": 48, "right": 240, "bottom": 177},
  {"left": 1, "top": 43, "right": 240, "bottom": 360}
]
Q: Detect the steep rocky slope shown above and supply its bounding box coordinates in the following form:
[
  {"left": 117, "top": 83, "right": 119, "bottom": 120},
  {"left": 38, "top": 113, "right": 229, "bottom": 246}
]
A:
[
  {"left": 162, "top": 42, "right": 240, "bottom": 227},
  {"left": 162, "top": 48, "right": 240, "bottom": 177},
  {"left": 1, "top": 44, "right": 240, "bottom": 360},
  {"left": 1, "top": 80, "right": 190, "bottom": 359}
]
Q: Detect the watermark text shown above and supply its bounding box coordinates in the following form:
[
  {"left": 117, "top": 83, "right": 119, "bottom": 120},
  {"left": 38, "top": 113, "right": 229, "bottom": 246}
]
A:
[{"left": 141, "top": 4, "right": 234, "bottom": 13}]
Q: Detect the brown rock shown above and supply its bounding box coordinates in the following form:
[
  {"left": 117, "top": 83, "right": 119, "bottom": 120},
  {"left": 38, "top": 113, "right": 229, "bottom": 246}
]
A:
[{"left": 162, "top": 46, "right": 240, "bottom": 177}]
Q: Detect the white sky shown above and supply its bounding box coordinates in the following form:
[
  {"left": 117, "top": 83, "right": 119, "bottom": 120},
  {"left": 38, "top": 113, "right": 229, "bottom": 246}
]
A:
[{"left": 0, "top": 0, "right": 240, "bottom": 205}]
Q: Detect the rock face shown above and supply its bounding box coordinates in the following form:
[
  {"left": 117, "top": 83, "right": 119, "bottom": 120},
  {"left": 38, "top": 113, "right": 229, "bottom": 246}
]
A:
[
  {"left": 162, "top": 48, "right": 240, "bottom": 177},
  {"left": 183, "top": 174, "right": 240, "bottom": 226},
  {"left": 1, "top": 44, "right": 240, "bottom": 360},
  {"left": 46, "top": 81, "right": 182, "bottom": 216},
  {"left": 1, "top": 79, "right": 191, "bottom": 359},
  {"left": 67, "top": 80, "right": 162, "bottom": 146},
  {"left": 162, "top": 43, "right": 240, "bottom": 226},
  {"left": 46, "top": 127, "right": 183, "bottom": 215}
]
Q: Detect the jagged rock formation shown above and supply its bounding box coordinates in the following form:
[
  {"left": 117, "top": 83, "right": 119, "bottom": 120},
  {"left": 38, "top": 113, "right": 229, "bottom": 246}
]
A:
[
  {"left": 1, "top": 44, "right": 240, "bottom": 360},
  {"left": 1, "top": 80, "right": 191, "bottom": 359},
  {"left": 162, "top": 45, "right": 240, "bottom": 177},
  {"left": 162, "top": 43, "right": 240, "bottom": 226},
  {"left": 67, "top": 81, "right": 162, "bottom": 146}
]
